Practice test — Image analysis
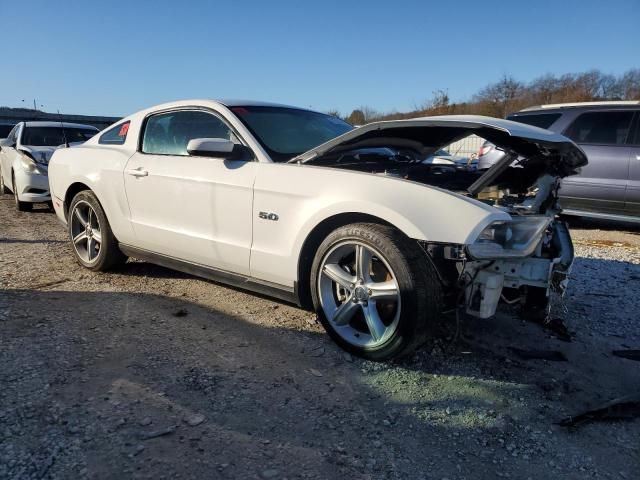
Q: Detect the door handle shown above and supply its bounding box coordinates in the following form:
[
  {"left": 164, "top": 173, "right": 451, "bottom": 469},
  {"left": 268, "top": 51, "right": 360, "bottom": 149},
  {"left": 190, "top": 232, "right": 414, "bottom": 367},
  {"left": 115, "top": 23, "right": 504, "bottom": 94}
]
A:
[
  {"left": 126, "top": 168, "right": 148, "bottom": 177},
  {"left": 636, "top": 155, "right": 640, "bottom": 161}
]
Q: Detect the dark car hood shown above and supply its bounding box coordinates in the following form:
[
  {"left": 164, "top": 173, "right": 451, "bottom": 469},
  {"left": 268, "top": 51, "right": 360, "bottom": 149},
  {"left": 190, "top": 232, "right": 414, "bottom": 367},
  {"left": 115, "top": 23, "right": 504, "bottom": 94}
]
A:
[{"left": 293, "top": 115, "right": 587, "bottom": 194}]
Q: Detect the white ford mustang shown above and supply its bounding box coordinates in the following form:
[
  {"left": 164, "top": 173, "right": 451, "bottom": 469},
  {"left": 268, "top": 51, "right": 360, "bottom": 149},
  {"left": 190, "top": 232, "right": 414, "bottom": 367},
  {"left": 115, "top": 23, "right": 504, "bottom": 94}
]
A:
[{"left": 48, "top": 100, "right": 587, "bottom": 360}]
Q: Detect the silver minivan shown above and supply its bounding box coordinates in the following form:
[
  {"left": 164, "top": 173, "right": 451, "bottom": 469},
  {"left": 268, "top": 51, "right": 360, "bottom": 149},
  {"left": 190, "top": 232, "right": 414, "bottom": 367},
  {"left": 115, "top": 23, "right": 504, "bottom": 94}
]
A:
[{"left": 478, "top": 101, "right": 640, "bottom": 222}]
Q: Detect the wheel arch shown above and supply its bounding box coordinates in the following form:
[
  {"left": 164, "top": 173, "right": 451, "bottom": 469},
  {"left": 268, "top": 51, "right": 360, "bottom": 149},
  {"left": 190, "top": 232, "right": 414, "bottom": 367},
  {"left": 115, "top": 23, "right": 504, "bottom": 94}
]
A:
[
  {"left": 295, "top": 212, "right": 405, "bottom": 309},
  {"left": 64, "top": 182, "right": 93, "bottom": 221}
]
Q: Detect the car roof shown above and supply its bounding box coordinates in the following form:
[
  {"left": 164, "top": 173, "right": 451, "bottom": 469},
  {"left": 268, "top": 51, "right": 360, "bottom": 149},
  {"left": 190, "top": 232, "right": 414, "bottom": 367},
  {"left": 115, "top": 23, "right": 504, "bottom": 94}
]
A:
[
  {"left": 217, "top": 99, "right": 311, "bottom": 109},
  {"left": 126, "top": 99, "right": 324, "bottom": 120},
  {"left": 516, "top": 100, "right": 640, "bottom": 114},
  {"left": 23, "top": 121, "right": 99, "bottom": 130}
]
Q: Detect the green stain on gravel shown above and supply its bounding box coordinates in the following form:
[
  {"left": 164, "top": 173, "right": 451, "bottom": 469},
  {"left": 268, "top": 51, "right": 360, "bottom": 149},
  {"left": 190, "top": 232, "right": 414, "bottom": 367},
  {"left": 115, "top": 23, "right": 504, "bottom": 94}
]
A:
[{"left": 362, "top": 369, "right": 533, "bottom": 428}]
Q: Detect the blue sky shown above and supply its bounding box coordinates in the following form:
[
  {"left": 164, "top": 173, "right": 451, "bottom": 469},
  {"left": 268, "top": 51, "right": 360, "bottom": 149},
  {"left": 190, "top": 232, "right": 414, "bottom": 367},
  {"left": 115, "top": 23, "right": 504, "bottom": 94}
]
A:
[{"left": 0, "top": 0, "right": 637, "bottom": 117}]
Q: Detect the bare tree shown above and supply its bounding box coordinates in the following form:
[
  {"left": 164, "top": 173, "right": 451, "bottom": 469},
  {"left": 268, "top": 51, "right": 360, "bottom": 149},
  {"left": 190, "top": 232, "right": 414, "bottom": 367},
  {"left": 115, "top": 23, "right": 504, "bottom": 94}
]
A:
[
  {"left": 473, "top": 75, "right": 523, "bottom": 117},
  {"left": 620, "top": 69, "right": 640, "bottom": 99},
  {"left": 345, "top": 68, "right": 640, "bottom": 123},
  {"left": 360, "top": 106, "right": 381, "bottom": 123},
  {"left": 345, "top": 109, "right": 366, "bottom": 125}
]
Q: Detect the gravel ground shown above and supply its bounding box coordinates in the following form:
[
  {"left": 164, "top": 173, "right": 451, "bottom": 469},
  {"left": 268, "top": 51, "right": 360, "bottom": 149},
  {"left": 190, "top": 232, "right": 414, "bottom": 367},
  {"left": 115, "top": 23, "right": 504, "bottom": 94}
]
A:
[{"left": 1, "top": 198, "right": 639, "bottom": 479}]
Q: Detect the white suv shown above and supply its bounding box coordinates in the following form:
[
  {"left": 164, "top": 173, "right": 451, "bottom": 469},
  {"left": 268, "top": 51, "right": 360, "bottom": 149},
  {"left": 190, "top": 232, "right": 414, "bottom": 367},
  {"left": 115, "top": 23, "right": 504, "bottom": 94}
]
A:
[{"left": 0, "top": 121, "right": 98, "bottom": 211}]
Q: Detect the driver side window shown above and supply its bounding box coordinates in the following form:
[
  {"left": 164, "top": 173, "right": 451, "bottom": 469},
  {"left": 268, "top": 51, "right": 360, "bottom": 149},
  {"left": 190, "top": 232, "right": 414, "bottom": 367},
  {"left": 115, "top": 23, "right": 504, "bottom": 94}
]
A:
[{"left": 142, "top": 110, "right": 233, "bottom": 155}]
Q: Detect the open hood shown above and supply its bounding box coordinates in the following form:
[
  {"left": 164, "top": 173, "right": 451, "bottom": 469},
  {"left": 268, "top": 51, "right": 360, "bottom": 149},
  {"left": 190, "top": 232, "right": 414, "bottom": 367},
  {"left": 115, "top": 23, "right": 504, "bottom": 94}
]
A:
[
  {"left": 294, "top": 115, "right": 587, "bottom": 194},
  {"left": 19, "top": 146, "right": 57, "bottom": 165}
]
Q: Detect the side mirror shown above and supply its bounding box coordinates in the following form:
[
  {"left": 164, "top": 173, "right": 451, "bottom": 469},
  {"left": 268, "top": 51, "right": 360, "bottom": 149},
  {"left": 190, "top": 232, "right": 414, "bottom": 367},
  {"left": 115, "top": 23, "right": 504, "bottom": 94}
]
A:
[{"left": 186, "top": 138, "right": 253, "bottom": 160}]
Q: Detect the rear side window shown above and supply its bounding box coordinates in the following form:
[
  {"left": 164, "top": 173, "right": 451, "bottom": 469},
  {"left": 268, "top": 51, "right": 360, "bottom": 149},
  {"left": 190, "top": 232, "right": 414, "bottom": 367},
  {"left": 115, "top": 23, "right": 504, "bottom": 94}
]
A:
[
  {"left": 507, "top": 113, "right": 561, "bottom": 129},
  {"left": 142, "top": 110, "right": 233, "bottom": 155},
  {"left": 22, "top": 127, "right": 97, "bottom": 146},
  {"left": 99, "top": 121, "right": 130, "bottom": 145},
  {"left": 564, "top": 111, "right": 634, "bottom": 145}
]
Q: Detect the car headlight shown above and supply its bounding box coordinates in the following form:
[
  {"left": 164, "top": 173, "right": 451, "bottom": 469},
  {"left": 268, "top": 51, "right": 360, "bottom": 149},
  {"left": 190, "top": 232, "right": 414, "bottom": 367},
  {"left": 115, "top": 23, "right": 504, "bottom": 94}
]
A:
[
  {"left": 19, "top": 151, "right": 45, "bottom": 174},
  {"left": 20, "top": 157, "right": 43, "bottom": 174},
  {"left": 467, "top": 216, "right": 552, "bottom": 259}
]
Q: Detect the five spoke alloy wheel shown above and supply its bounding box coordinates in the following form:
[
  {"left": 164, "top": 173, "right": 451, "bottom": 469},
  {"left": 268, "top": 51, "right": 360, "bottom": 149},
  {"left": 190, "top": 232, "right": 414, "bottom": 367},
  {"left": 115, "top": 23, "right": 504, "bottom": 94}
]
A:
[
  {"left": 70, "top": 200, "right": 103, "bottom": 265},
  {"left": 318, "top": 241, "right": 401, "bottom": 348},
  {"left": 311, "top": 223, "right": 440, "bottom": 360},
  {"left": 67, "top": 190, "right": 126, "bottom": 271}
]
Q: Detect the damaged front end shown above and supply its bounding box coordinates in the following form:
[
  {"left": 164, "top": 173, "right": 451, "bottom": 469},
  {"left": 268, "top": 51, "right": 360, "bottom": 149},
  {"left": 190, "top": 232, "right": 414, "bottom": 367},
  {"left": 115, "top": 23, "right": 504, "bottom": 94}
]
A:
[
  {"left": 422, "top": 210, "right": 574, "bottom": 322},
  {"left": 423, "top": 165, "right": 578, "bottom": 321},
  {"left": 295, "top": 115, "right": 588, "bottom": 321},
  {"left": 460, "top": 218, "right": 574, "bottom": 320},
  {"left": 450, "top": 139, "right": 582, "bottom": 320}
]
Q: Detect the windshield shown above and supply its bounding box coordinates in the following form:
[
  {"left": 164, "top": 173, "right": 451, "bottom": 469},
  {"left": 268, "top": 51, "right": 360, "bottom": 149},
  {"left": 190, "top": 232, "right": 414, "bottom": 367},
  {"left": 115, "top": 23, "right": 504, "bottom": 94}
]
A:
[
  {"left": 230, "top": 106, "right": 353, "bottom": 162},
  {"left": 21, "top": 126, "right": 98, "bottom": 146}
]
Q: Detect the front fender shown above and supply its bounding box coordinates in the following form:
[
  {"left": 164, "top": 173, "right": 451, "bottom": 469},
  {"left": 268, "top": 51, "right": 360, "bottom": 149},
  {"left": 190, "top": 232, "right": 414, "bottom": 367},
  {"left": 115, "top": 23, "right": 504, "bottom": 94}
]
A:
[{"left": 250, "top": 163, "right": 508, "bottom": 287}]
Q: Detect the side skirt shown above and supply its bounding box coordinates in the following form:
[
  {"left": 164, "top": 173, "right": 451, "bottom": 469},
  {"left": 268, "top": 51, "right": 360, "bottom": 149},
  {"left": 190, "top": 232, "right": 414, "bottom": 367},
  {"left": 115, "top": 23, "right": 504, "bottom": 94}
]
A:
[
  {"left": 118, "top": 243, "right": 301, "bottom": 306},
  {"left": 562, "top": 208, "right": 640, "bottom": 225}
]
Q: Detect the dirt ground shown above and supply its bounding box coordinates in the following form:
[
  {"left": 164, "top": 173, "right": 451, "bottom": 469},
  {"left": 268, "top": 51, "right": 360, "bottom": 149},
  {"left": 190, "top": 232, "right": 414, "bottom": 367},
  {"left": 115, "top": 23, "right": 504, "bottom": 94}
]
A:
[{"left": 1, "top": 197, "right": 639, "bottom": 480}]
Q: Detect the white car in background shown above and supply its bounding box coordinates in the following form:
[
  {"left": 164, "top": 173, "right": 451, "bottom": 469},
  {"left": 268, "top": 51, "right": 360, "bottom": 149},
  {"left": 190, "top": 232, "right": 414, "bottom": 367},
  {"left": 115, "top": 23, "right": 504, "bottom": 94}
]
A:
[
  {"left": 0, "top": 121, "right": 98, "bottom": 211},
  {"left": 48, "top": 100, "right": 586, "bottom": 360}
]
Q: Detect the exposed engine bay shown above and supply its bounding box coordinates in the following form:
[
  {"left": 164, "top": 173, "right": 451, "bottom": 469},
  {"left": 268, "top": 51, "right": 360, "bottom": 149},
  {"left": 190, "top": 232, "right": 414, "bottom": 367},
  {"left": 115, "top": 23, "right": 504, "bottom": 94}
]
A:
[{"left": 304, "top": 144, "right": 571, "bottom": 216}]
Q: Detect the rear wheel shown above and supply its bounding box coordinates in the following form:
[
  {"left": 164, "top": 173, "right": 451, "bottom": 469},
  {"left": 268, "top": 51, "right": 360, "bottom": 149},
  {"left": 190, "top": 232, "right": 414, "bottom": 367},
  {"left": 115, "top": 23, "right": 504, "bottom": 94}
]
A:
[
  {"left": 68, "top": 190, "right": 126, "bottom": 271},
  {"left": 12, "top": 174, "right": 32, "bottom": 212},
  {"left": 311, "top": 223, "right": 442, "bottom": 361}
]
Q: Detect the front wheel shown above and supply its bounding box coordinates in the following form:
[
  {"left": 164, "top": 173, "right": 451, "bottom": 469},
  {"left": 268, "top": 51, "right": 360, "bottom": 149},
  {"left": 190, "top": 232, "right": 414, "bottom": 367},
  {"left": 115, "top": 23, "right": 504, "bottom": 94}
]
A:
[
  {"left": 310, "top": 223, "right": 443, "bottom": 361},
  {"left": 68, "top": 190, "right": 126, "bottom": 271}
]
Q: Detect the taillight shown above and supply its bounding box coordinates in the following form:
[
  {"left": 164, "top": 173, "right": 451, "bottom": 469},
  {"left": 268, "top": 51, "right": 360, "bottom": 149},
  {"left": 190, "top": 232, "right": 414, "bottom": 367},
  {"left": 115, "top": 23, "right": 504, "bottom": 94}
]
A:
[{"left": 479, "top": 144, "right": 494, "bottom": 156}]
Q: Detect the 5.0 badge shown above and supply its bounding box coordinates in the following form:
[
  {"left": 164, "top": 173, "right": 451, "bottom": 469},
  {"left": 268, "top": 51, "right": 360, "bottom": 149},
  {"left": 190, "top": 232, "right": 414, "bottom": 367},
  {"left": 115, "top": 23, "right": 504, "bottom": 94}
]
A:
[{"left": 258, "top": 211, "right": 279, "bottom": 221}]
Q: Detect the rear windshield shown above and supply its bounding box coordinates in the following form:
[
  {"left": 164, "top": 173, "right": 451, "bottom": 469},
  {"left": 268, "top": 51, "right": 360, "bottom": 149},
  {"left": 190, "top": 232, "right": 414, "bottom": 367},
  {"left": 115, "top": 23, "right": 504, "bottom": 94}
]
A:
[
  {"left": 21, "top": 126, "right": 98, "bottom": 146},
  {"left": 0, "top": 125, "right": 14, "bottom": 138},
  {"left": 507, "top": 113, "right": 561, "bottom": 129},
  {"left": 231, "top": 106, "right": 353, "bottom": 162}
]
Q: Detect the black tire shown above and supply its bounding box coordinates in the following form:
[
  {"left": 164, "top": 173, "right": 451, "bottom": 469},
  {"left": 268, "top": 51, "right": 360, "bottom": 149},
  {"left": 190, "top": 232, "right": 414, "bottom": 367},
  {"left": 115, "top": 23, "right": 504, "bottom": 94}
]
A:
[
  {"left": 12, "top": 174, "right": 32, "bottom": 212},
  {"left": 0, "top": 167, "right": 10, "bottom": 194},
  {"left": 68, "top": 190, "right": 127, "bottom": 271},
  {"left": 310, "top": 223, "right": 442, "bottom": 361}
]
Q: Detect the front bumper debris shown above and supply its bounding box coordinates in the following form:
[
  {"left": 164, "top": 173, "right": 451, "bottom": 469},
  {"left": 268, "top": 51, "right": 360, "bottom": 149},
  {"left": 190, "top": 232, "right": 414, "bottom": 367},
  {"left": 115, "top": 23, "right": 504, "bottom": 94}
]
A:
[{"left": 463, "top": 221, "right": 574, "bottom": 319}]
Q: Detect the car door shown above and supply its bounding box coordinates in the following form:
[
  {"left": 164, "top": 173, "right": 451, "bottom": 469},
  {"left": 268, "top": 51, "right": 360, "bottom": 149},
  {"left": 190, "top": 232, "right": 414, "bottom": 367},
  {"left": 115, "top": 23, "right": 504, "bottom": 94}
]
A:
[
  {"left": 560, "top": 110, "right": 634, "bottom": 215},
  {"left": 626, "top": 112, "right": 640, "bottom": 217},
  {"left": 123, "top": 109, "right": 256, "bottom": 275}
]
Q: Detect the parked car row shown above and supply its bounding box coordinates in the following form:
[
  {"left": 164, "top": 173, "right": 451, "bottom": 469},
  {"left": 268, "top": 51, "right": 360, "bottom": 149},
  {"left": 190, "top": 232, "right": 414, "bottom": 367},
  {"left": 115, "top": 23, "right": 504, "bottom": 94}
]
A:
[
  {"left": 477, "top": 101, "right": 640, "bottom": 223},
  {"left": 0, "top": 99, "right": 582, "bottom": 361},
  {"left": 0, "top": 121, "right": 99, "bottom": 211}
]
